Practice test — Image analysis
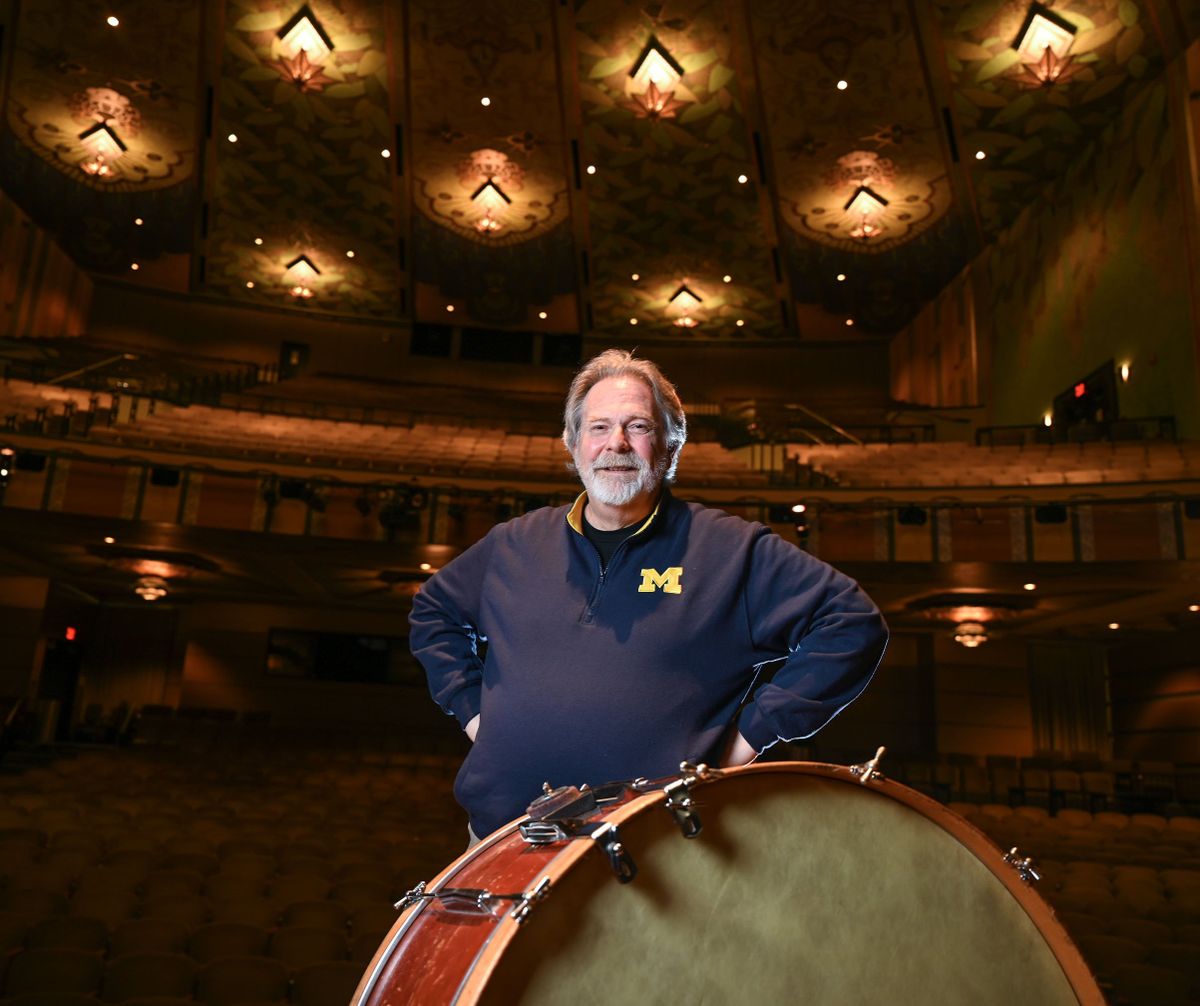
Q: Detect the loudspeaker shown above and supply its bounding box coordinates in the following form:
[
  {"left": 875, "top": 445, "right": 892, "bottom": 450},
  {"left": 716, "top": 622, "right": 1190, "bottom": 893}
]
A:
[
  {"left": 897, "top": 506, "right": 928, "bottom": 526},
  {"left": 1184, "top": 499, "right": 1200, "bottom": 520},
  {"left": 149, "top": 466, "right": 181, "bottom": 487},
  {"left": 1034, "top": 504, "right": 1068, "bottom": 524}
]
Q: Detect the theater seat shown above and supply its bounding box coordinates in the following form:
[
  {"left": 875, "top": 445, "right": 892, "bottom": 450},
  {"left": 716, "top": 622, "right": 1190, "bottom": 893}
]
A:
[
  {"left": 3, "top": 949, "right": 105, "bottom": 997},
  {"left": 195, "top": 956, "right": 289, "bottom": 1006},
  {"left": 1109, "top": 963, "right": 1190, "bottom": 1006},
  {"left": 101, "top": 953, "right": 197, "bottom": 1003},
  {"left": 291, "top": 962, "right": 365, "bottom": 1006}
]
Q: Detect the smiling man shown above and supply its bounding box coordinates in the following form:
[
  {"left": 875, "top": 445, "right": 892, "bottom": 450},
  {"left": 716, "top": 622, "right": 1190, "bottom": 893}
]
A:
[{"left": 409, "top": 349, "right": 888, "bottom": 841}]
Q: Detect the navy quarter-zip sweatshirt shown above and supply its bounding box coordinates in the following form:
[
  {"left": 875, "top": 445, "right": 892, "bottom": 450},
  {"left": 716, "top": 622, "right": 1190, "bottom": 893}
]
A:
[{"left": 409, "top": 491, "right": 888, "bottom": 838}]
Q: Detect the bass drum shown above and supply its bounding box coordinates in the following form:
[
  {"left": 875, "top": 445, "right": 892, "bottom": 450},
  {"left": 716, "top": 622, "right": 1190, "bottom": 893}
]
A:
[{"left": 353, "top": 761, "right": 1103, "bottom": 1006}]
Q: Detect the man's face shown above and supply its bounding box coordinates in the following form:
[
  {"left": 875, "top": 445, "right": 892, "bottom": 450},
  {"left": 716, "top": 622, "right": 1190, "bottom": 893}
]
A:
[{"left": 573, "top": 376, "right": 670, "bottom": 508}]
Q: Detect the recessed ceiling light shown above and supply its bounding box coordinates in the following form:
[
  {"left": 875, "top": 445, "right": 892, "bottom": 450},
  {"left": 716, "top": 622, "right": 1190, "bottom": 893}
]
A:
[
  {"left": 480, "top": 97, "right": 491, "bottom": 107},
  {"left": 538, "top": 311, "right": 547, "bottom": 319},
  {"left": 419, "top": 562, "right": 433, "bottom": 571},
  {"left": 1023, "top": 582, "right": 1037, "bottom": 591},
  {"left": 1189, "top": 604, "right": 1199, "bottom": 612},
  {"left": 254, "top": 237, "right": 263, "bottom": 246},
  {"left": 1107, "top": 622, "right": 1120, "bottom": 630},
  {"left": 975, "top": 150, "right": 986, "bottom": 160},
  {"left": 245, "top": 281, "right": 255, "bottom": 288},
  {"left": 134, "top": 217, "right": 143, "bottom": 226},
  {"left": 586, "top": 165, "right": 596, "bottom": 175},
  {"left": 381, "top": 149, "right": 391, "bottom": 158},
  {"left": 103, "top": 536, "right": 115, "bottom": 544},
  {"left": 130, "top": 263, "right": 139, "bottom": 271},
  {"left": 836, "top": 273, "right": 846, "bottom": 281},
  {"left": 345, "top": 250, "right": 355, "bottom": 258},
  {"left": 723, "top": 274, "right": 732, "bottom": 283},
  {"left": 735, "top": 319, "right": 744, "bottom": 327},
  {"left": 227, "top": 133, "right": 238, "bottom": 143},
  {"left": 631, "top": 273, "right": 640, "bottom": 281},
  {"left": 446, "top": 304, "right": 455, "bottom": 312},
  {"left": 629, "top": 317, "right": 638, "bottom": 325},
  {"left": 845, "top": 318, "right": 854, "bottom": 326},
  {"left": 791, "top": 504, "right": 806, "bottom": 514},
  {"left": 737, "top": 174, "right": 748, "bottom": 184},
  {"left": 106, "top": 15, "right": 120, "bottom": 27},
  {"left": 836, "top": 79, "right": 848, "bottom": 90}
]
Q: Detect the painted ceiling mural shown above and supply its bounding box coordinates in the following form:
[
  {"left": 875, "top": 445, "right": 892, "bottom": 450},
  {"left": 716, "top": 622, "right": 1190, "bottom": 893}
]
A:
[
  {"left": 934, "top": 0, "right": 1165, "bottom": 237},
  {"left": 574, "top": 0, "right": 781, "bottom": 340},
  {"left": 205, "top": 0, "right": 403, "bottom": 317},
  {"left": 0, "top": 0, "right": 202, "bottom": 270},
  {"left": 406, "top": 0, "right": 577, "bottom": 326},
  {"left": 0, "top": 0, "right": 1196, "bottom": 338}
]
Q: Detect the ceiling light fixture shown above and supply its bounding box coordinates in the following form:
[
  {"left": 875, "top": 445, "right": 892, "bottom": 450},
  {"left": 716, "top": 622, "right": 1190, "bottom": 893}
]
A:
[
  {"left": 836, "top": 273, "right": 846, "bottom": 281},
  {"left": 1043, "top": 412, "right": 1053, "bottom": 428},
  {"left": 78, "top": 122, "right": 127, "bottom": 178},
  {"left": 1023, "top": 582, "right": 1037, "bottom": 591},
  {"left": 629, "top": 317, "right": 638, "bottom": 325},
  {"left": 103, "top": 536, "right": 116, "bottom": 544},
  {"left": 345, "top": 250, "right": 355, "bottom": 258},
  {"left": 975, "top": 150, "right": 986, "bottom": 160},
  {"left": 290, "top": 285, "right": 313, "bottom": 299},
  {"left": 736, "top": 319, "right": 744, "bottom": 327},
  {"left": 669, "top": 284, "right": 703, "bottom": 311},
  {"left": 246, "top": 281, "right": 255, "bottom": 288},
  {"left": 1013, "top": 3, "right": 1080, "bottom": 87},
  {"left": 227, "top": 133, "right": 238, "bottom": 143},
  {"left": 953, "top": 622, "right": 988, "bottom": 648},
  {"left": 737, "top": 173, "right": 749, "bottom": 184},
  {"left": 538, "top": 311, "right": 547, "bottom": 319},
  {"left": 631, "top": 273, "right": 640, "bottom": 281},
  {"left": 134, "top": 217, "right": 143, "bottom": 226},
  {"left": 130, "top": 263, "right": 139, "bottom": 271},
  {"left": 845, "top": 318, "right": 854, "bottom": 326},
  {"left": 446, "top": 304, "right": 455, "bottom": 312},
  {"left": 1189, "top": 604, "right": 1199, "bottom": 612},
  {"left": 254, "top": 237, "right": 263, "bottom": 245},
  {"left": 277, "top": 5, "right": 334, "bottom": 63},
  {"left": 586, "top": 165, "right": 596, "bottom": 175},
  {"left": 106, "top": 15, "right": 120, "bottom": 27},
  {"left": 843, "top": 184, "right": 889, "bottom": 241},
  {"left": 1107, "top": 621, "right": 1120, "bottom": 630},
  {"left": 836, "top": 79, "right": 848, "bottom": 91},
  {"left": 381, "top": 149, "right": 391, "bottom": 158},
  {"left": 480, "top": 96, "right": 491, "bottom": 107},
  {"left": 134, "top": 576, "right": 168, "bottom": 602},
  {"left": 285, "top": 254, "right": 320, "bottom": 281},
  {"left": 723, "top": 274, "right": 732, "bottom": 283},
  {"left": 629, "top": 35, "right": 684, "bottom": 93}
]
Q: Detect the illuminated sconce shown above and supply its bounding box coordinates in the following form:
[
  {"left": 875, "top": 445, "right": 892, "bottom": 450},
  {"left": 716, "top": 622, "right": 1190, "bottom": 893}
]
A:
[
  {"left": 628, "top": 36, "right": 687, "bottom": 120},
  {"left": 278, "top": 5, "right": 333, "bottom": 62},
  {"left": 134, "top": 576, "right": 168, "bottom": 602},
  {"left": 78, "top": 121, "right": 126, "bottom": 177},
  {"left": 1119, "top": 362, "right": 1131, "bottom": 382},
  {"left": 953, "top": 622, "right": 988, "bottom": 648},
  {"left": 1043, "top": 412, "right": 1053, "bottom": 428},
  {"left": 1013, "top": 3, "right": 1080, "bottom": 86},
  {"left": 843, "top": 184, "right": 888, "bottom": 241}
]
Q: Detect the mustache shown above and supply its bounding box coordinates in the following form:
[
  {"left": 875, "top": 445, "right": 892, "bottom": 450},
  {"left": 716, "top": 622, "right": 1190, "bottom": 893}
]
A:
[{"left": 591, "top": 451, "right": 646, "bottom": 472}]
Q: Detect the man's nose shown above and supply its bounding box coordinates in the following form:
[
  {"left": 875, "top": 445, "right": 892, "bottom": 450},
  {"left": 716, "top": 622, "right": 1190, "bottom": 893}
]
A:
[{"left": 605, "top": 425, "right": 631, "bottom": 451}]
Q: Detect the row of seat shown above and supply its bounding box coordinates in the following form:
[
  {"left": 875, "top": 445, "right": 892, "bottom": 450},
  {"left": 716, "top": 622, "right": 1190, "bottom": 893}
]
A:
[{"left": 0, "top": 948, "right": 361, "bottom": 1006}]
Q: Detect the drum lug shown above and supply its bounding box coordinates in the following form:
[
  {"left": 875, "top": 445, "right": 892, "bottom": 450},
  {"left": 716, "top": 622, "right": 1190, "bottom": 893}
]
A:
[
  {"left": 1003, "top": 847, "right": 1042, "bottom": 884},
  {"left": 590, "top": 822, "right": 637, "bottom": 883},
  {"left": 849, "top": 745, "right": 887, "bottom": 784},
  {"left": 660, "top": 761, "right": 719, "bottom": 839}
]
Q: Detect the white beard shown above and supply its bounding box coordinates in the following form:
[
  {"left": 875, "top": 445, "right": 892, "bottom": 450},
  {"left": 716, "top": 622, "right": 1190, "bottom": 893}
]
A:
[{"left": 576, "top": 448, "right": 667, "bottom": 507}]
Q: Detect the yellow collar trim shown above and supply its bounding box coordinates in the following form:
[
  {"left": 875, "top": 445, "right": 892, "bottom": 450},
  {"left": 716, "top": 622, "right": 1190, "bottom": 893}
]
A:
[{"left": 566, "top": 492, "right": 662, "bottom": 536}]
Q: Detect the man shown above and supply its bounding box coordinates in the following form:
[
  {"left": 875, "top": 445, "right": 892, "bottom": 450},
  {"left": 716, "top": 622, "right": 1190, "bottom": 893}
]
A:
[{"left": 409, "top": 349, "right": 887, "bottom": 841}]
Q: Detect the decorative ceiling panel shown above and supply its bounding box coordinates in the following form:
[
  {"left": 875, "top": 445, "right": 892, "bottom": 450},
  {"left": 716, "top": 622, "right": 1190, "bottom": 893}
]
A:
[
  {"left": 574, "top": 0, "right": 781, "bottom": 340},
  {"left": 205, "top": 0, "right": 403, "bottom": 317},
  {"left": 406, "top": 0, "right": 578, "bottom": 327},
  {"left": 935, "top": 0, "right": 1164, "bottom": 237},
  {"left": 750, "top": 0, "right": 954, "bottom": 254},
  {"left": 5, "top": 0, "right": 202, "bottom": 192}
]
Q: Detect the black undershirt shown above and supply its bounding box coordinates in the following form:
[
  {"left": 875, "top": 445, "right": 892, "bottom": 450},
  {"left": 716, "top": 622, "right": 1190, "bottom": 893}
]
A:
[{"left": 582, "top": 511, "right": 641, "bottom": 570}]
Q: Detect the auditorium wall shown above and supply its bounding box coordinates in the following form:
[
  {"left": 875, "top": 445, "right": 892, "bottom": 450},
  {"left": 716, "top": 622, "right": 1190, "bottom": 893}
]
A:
[
  {"left": 176, "top": 599, "right": 460, "bottom": 742},
  {"left": 1108, "top": 628, "right": 1200, "bottom": 764},
  {"left": 0, "top": 576, "right": 48, "bottom": 698},
  {"left": 891, "top": 62, "right": 1200, "bottom": 438}
]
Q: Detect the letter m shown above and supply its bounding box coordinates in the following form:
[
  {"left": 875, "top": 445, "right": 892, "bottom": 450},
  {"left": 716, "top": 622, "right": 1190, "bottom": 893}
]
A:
[{"left": 638, "top": 567, "right": 683, "bottom": 594}]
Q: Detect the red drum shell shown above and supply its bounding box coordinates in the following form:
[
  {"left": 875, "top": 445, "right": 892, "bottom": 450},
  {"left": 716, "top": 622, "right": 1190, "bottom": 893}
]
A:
[{"left": 354, "top": 762, "right": 1103, "bottom": 1006}]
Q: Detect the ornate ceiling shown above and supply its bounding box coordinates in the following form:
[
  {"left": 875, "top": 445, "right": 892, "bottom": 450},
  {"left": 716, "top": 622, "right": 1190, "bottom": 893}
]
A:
[{"left": 0, "top": 0, "right": 1195, "bottom": 339}]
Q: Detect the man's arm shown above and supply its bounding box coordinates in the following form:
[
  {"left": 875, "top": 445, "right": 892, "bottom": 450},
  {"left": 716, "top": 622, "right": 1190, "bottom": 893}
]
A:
[
  {"left": 409, "top": 533, "right": 498, "bottom": 734},
  {"left": 734, "top": 529, "right": 888, "bottom": 754}
]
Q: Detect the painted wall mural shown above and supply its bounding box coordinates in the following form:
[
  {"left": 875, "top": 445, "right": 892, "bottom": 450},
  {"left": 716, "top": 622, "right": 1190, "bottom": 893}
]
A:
[
  {"left": 574, "top": 0, "right": 781, "bottom": 340},
  {"left": 205, "top": 0, "right": 403, "bottom": 318}
]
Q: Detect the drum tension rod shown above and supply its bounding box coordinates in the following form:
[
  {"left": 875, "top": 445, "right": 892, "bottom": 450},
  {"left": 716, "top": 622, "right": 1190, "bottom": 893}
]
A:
[
  {"left": 1003, "top": 848, "right": 1042, "bottom": 885},
  {"left": 849, "top": 746, "right": 887, "bottom": 784}
]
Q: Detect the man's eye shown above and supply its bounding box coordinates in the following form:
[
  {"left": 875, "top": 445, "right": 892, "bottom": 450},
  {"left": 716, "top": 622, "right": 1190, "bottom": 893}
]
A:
[
  {"left": 629, "top": 422, "right": 650, "bottom": 435},
  {"left": 590, "top": 425, "right": 609, "bottom": 435}
]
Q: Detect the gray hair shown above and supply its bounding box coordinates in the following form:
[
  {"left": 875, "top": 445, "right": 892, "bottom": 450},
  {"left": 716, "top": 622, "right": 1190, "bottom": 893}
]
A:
[{"left": 562, "top": 349, "right": 687, "bottom": 480}]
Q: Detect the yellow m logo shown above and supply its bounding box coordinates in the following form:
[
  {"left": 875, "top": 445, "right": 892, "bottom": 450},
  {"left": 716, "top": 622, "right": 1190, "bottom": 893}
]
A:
[{"left": 638, "top": 567, "right": 683, "bottom": 594}]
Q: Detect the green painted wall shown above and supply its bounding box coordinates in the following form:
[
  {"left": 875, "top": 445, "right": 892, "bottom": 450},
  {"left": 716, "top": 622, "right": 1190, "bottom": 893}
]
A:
[{"left": 983, "top": 78, "right": 1199, "bottom": 436}]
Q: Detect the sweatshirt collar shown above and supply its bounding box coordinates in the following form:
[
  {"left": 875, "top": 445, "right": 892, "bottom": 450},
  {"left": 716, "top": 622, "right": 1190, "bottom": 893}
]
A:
[{"left": 567, "top": 490, "right": 666, "bottom": 537}]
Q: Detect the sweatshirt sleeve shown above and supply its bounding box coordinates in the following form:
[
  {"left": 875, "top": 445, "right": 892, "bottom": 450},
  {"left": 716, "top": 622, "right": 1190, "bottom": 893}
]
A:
[
  {"left": 735, "top": 529, "right": 888, "bottom": 752},
  {"left": 408, "top": 530, "right": 498, "bottom": 728}
]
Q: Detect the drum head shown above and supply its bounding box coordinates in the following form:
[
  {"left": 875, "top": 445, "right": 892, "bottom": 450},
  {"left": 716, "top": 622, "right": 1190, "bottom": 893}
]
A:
[{"left": 471, "top": 769, "right": 1094, "bottom": 1005}]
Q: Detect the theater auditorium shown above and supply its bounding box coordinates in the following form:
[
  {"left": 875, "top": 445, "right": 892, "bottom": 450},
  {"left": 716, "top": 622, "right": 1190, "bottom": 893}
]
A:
[{"left": 1, "top": 1, "right": 1199, "bottom": 1004}]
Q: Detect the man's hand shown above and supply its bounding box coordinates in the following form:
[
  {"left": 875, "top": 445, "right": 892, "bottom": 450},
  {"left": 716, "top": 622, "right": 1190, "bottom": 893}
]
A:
[
  {"left": 464, "top": 714, "right": 480, "bottom": 742},
  {"left": 720, "top": 731, "right": 757, "bottom": 767}
]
